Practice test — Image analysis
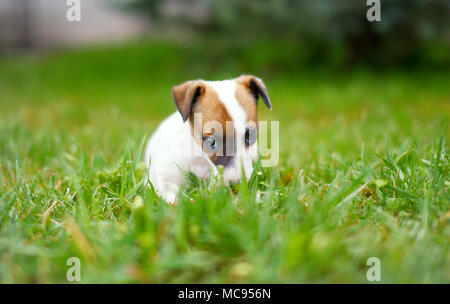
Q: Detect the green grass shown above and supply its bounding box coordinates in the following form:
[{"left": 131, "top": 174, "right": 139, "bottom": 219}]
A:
[{"left": 0, "top": 40, "right": 449, "bottom": 283}]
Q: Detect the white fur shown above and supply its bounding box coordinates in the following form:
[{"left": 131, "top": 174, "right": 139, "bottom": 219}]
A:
[{"left": 145, "top": 79, "right": 257, "bottom": 204}]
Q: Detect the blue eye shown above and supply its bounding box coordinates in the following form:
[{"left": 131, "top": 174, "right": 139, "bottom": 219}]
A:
[
  {"left": 245, "top": 128, "right": 257, "bottom": 146},
  {"left": 205, "top": 136, "right": 216, "bottom": 150}
]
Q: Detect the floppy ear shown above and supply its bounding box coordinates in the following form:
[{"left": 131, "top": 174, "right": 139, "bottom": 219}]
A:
[
  {"left": 237, "top": 75, "right": 272, "bottom": 110},
  {"left": 171, "top": 80, "right": 205, "bottom": 122}
]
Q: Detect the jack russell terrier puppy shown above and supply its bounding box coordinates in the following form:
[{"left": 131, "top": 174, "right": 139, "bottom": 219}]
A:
[{"left": 145, "top": 75, "right": 271, "bottom": 204}]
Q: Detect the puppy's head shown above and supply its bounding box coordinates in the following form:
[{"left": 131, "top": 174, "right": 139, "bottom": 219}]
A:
[{"left": 171, "top": 75, "right": 271, "bottom": 183}]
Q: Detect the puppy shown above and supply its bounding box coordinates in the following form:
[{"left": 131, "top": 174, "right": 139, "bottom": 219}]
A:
[{"left": 145, "top": 75, "right": 271, "bottom": 204}]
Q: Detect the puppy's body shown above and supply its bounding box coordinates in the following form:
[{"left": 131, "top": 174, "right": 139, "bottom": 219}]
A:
[
  {"left": 145, "top": 76, "right": 271, "bottom": 204},
  {"left": 145, "top": 111, "right": 216, "bottom": 203}
]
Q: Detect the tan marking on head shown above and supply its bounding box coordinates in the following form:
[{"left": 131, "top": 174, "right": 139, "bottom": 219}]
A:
[
  {"left": 171, "top": 80, "right": 205, "bottom": 122},
  {"left": 235, "top": 81, "right": 258, "bottom": 123},
  {"left": 188, "top": 83, "right": 234, "bottom": 164},
  {"left": 235, "top": 75, "right": 272, "bottom": 114}
]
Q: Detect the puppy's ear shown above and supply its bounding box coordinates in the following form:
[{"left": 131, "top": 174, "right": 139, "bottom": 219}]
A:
[
  {"left": 237, "top": 75, "right": 272, "bottom": 110},
  {"left": 171, "top": 80, "right": 205, "bottom": 122}
]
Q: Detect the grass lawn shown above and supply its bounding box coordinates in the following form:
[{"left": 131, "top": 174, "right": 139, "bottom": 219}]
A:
[{"left": 0, "top": 41, "right": 449, "bottom": 283}]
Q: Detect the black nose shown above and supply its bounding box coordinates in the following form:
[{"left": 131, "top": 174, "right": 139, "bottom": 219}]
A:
[{"left": 214, "top": 156, "right": 234, "bottom": 167}]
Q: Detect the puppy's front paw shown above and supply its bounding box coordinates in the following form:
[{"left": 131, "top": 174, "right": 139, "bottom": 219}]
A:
[
  {"left": 159, "top": 182, "right": 180, "bottom": 205},
  {"left": 164, "top": 193, "right": 178, "bottom": 206}
]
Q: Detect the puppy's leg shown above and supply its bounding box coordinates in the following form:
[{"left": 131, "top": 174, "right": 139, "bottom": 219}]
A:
[
  {"left": 190, "top": 156, "right": 218, "bottom": 179},
  {"left": 158, "top": 181, "right": 180, "bottom": 205},
  {"left": 149, "top": 174, "right": 180, "bottom": 205}
]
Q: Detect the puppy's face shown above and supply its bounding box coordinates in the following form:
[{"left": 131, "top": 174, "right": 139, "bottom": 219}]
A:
[{"left": 171, "top": 75, "right": 271, "bottom": 183}]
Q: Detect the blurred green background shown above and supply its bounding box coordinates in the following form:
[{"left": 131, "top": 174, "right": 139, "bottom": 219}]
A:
[
  {"left": 129, "top": 0, "right": 450, "bottom": 69},
  {"left": 0, "top": 0, "right": 449, "bottom": 283},
  {"left": 0, "top": 0, "right": 448, "bottom": 126}
]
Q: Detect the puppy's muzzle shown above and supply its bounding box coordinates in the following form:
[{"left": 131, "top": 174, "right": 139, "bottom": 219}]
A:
[{"left": 214, "top": 155, "right": 234, "bottom": 167}]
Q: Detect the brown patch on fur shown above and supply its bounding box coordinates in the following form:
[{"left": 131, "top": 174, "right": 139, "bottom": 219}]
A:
[
  {"left": 235, "top": 74, "right": 272, "bottom": 111},
  {"left": 188, "top": 83, "right": 234, "bottom": 164},
  {"left": 171, "top": 80, "right": 205, "bottom": 122},
  {"left": 235, "top": 81, "right": 258, "bottom": 123},
  {"left": 188, "top": 83, "right": 232, "bottom": 136}
]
